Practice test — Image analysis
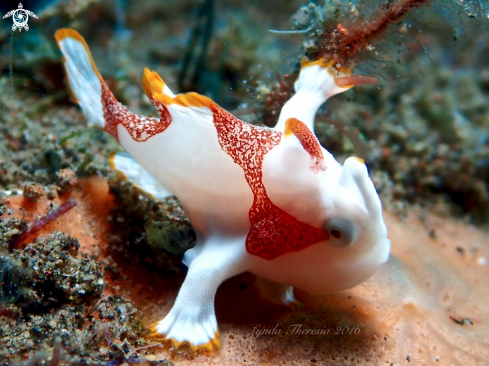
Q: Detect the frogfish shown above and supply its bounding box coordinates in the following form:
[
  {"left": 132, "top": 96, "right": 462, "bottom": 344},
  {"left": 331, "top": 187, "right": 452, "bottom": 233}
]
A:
[{"left": 55, "top": 28, "right": 390, "bottom": 351}]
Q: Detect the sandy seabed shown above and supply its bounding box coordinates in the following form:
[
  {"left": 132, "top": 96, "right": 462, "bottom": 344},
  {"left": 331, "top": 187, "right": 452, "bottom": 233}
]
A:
[{"left": 4, "top": 177, "right": 488, "bottom": 365}]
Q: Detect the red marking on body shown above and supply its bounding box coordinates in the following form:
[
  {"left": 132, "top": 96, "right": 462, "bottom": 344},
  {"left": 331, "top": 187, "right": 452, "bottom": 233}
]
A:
[
  {"left": 210, "top": 105, "right": 329, "bottom": 260},
  {"left": 285, "top": 118, "right": 325, "bottom": 173},
  {"left": 99, "top": 66, "right": 328, "bottom": 259},
  {"left": 101, "top": 82, "right": 172, "bottom": 142}
]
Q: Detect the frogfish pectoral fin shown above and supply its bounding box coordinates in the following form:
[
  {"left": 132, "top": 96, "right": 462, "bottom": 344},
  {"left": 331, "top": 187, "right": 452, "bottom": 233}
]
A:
[
  {"left": 110, "top": 151, "right": 174, "bottom": 199},
  {"left": 149, "top": 323, "right": 220, "bottom": 352}
]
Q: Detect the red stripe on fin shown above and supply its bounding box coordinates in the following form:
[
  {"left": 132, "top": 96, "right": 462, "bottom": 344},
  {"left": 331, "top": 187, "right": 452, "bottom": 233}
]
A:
[{"left": 285, "top": 118, "right": 326, "bottom": 173}]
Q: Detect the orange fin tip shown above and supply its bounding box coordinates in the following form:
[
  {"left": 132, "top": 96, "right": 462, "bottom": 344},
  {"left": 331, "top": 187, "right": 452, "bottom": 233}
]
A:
[
  {"left": 169, "top": 333, "right": 220, "bottom": 352},
  {"left": 55, "top": 28, "right": 102, "bottom": 80},
  {"left": 147, "top": 324, "right": 219, "bottom": 352}
]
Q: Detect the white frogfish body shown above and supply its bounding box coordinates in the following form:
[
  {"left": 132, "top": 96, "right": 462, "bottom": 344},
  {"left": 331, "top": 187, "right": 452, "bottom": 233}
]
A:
[{"left": 56, "top": 29, "right": 390, "bottom": 351}]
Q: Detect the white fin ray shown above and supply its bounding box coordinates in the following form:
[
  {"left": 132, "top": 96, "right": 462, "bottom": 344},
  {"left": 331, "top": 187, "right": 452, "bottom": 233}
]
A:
[{"left": 111, "top": 151, "right": 173, "bottom": 199}]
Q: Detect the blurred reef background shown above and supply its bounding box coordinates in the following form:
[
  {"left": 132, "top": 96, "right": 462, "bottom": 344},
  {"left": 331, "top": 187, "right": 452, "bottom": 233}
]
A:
[{"left": 0, "top": 0, "right": 488, "bottom": 365}]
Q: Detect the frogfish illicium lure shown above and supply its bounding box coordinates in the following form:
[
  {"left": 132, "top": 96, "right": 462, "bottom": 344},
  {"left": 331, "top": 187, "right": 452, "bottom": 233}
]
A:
[{"left": 55, "top": 28, "right": 390, "bottom": 351}]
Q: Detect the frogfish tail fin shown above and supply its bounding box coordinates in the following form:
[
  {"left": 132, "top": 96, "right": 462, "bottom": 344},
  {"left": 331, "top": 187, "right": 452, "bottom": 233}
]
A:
[
  {"left": 55, "top": 28, "right": 137, "bottom": 142},
  {"left": 55, "top": 28, "right": 106, "bottom": 127}
]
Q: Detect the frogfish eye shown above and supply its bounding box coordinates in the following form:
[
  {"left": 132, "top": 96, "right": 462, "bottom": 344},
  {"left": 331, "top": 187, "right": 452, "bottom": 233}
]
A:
[
  {"left": 331, "top": 229, "right": 341, "bottom": 238},
  {"left": 324, "top": 217, "right": 356, "bottom": 247}
]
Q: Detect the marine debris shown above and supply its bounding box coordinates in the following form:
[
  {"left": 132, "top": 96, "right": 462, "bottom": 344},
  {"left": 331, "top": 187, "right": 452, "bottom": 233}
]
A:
[{"left": 8, "top": 198, "right": 77, "bottom": 249}]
